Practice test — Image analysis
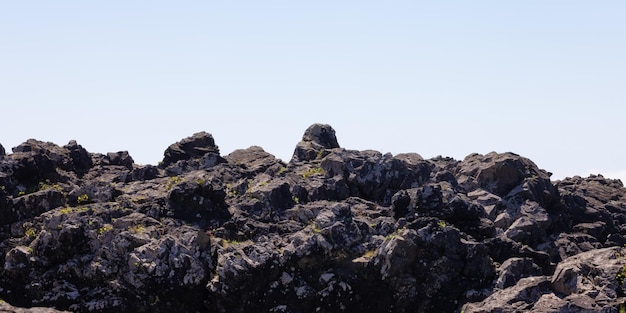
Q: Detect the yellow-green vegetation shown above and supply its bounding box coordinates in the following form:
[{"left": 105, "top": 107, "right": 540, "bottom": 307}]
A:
[
  {"left": 98, "top": 224, "right": 113, "bottom": 235},
  {"left": 39, "top": 180, "right": 62, "bottom": 192},
  {"left": 293, "top": 196, "right": 300, "bottom": 204},
  {"left": 59, "top": 207, "right": 89, "bottom": 215},
  {"left": 196, "top": 178, "right": 205, "bottom": 186},
  {"left": 278, "top": 166, "right": 287, "bottom": 174},
  {"left": 77, "top": 194, "right": 89, "bottom": 204},
  {"left": 437, "top": 220, "right": 447, "bottom": 228},
  {"left": 25, "top": 227, "right": 36, "bottom": 237},
  {"left": 131, "top": 196, "right": 147, "bottom": 204},
  {"left": 616, "top": 264, "right": 626, "bottom": 286},
  {"left": 385, "top": 226, "right": 407, "bottom": 240},
  {"left": 361, "top": 250, "right": 377, "bottom": 258},
  {"left": 166, "top": 176, "right": 184, "bottom": 191},
  {"left": 302, "top": 167, "right": 325, "bottom": 179},
  {"left": 128, "top": 224, "right": 144, "bottom": 234},
  {"left": 311, "top": 223, "right": 322, "bottom": 233},
  {"left": 222, "top": 239, "right": 243, "bottom": 247},
  {"left": 18, "top": 191, "right": 25, "bottom": 196}
]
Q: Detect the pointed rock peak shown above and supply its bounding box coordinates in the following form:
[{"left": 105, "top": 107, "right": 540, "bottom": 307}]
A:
[
  {"left": 291, "top": 124, "right": 340, "bottom": 162},
  {"left": 161, "top": 132, "right": 220, "bottom": 167},
  {"left": 0, "top": 143, "right": 4, "bottom": 156},
  {"left": 302, "top": 123, "right": 340, "bottom": 149}
]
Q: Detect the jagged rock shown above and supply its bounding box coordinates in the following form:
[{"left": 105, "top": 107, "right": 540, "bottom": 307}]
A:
[
  {"left": 102, "top": 151, "right": 134, "bottom": 170},
  {"left": 462, "top": 276, "right": 552, "bottom": 313},
  {"left": 291, "top": 123, "right": 340, "bottom": 162},
  {"left": 160, "top": 131, "right": 223, "bottom": 168},
  {"left": 495, "top": 257, "right": 543, "bottom": 289},
  {"left": 129, "top": 164, "right": 159, "bottom": 181},
  {"left": 1, "top": 125, "right": 626, "bottom": 313},
  {"left": 0, "top": 143, "right": 5, "bottom": 157},
  {"left": 7, "top": 189, "right": 65, "bottom": 225},
  {"left": 63, "top": 140, "right": 92, "bottom": 175},
  {"left": 463, "top": 246, "right": 626, "bottom": 313},
  {"left": 167, "top": 172, "right": 230, "bottom": 225},
  {"left": 10, "top": 139, "right": 66, "bottom": 185},
  {"left": 226, "top": 146, "right": 285, "bottom": 175},
  {"left": 457, "top": 152, "right": 559, "bottom": 207}
]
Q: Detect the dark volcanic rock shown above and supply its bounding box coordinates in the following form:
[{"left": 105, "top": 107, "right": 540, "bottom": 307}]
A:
[
  {"left": 0, "top": 143, "right": 5, "bottom": 157},
  {"left": 160, "top": 131, "right": 223, "bottom": 168},
  {"left": 291, "top": 123, "right": 340, "bottom": 162},
  {"left": 1, "top": 124, "right": 626, "bottom": 313}
]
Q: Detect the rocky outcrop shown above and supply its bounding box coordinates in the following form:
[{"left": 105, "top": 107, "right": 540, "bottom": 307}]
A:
[
  {"left": 291, "top": 123, "right": 340, "bottom": 162},
  {"left": 462, "top": 246, "right": 626, "bottom": 313},
  {"left": 0, "top": 125, "right": 625, "bottom": 313}
]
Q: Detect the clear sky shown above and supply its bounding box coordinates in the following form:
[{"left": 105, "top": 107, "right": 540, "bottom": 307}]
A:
[{"left": 1, "top": 1, "right": 625, "bottom": 182}]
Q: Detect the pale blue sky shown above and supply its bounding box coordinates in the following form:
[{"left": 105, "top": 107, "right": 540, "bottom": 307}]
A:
[{"left": 2, "top": 2, "right": 625, "bottom": 181}]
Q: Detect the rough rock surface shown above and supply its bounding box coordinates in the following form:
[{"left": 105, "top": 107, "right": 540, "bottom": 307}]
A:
[{"left": 0, "top": 124, "right": 625, "bottom": 313}]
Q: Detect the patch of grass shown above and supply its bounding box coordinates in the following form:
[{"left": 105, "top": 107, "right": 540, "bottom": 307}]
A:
[
  {"left": 128, "top": 225, "right": 144, "bottom": 234},
  {"left": 25, "top": 227, "right": 36, "bottom": 237},
  {"left": 39, "top": 180, "right": 62, "bottom": 192},
  {"left": 166, "top": 176, "right": 184, "bottom": 191},
  {"left": 98, "top": 224, "right": 113, "bottom": 235},
  {"left": 437, "top": 220, "right": 447, "bottom": 228},
  {"left": 77, "top": 194, "right": 89, "bottom": 204},
  {"left": 617, "top": 264, "right": 626, "bottom": 287},
  {"left": 59, "top": 207, "right": 89, "bottom": 215},
  {"left": 302, "top": 167, "right": 325, "bottom": 179},
  {"left": 312, "top": 224, "right": 322, "bottom": 233}
]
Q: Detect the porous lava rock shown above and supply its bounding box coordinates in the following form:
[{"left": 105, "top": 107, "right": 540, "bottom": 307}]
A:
[{"left": 0, "top": 125, "right": 625, "bottom": 313}]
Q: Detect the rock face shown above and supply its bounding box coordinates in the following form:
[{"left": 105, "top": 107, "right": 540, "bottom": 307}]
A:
[{"left": 1, "top": 125, "right": 625, "bottom": 313}]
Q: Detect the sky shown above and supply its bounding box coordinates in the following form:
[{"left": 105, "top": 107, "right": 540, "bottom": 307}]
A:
[{"left": 1, "top": 1, "right": 625, "bottom": 182}]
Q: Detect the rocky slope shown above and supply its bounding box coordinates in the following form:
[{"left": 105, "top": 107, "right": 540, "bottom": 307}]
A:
[{"left": 0, "top": 124, "right": 625, "bottom": 313}]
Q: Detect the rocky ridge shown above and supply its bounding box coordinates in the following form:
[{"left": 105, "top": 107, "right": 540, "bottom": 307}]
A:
[{"left": 0, "top": 124, "right": 625, "bottom": 313}]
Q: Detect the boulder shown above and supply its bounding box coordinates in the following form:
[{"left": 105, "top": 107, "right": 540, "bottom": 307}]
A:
[
  {"left": 62, "top": 140, "right": 92, "bottom": 175},
  {"left": 291, "top": 123, "right": 340, "bottom": 162},
  {"left": 226, "top": 146, "right": 285, "bottom": 175},
  {"left": 161, "top": 132, "right": 222, "bottom": 168},
  {"left": 102, "top": 151, "right": 134, "bottom": 170},
  {"left": 495, "top": 257, "right": 543, "bottom": 289}
]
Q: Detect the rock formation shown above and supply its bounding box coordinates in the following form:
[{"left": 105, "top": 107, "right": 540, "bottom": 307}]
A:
[{"left": 0, "top": 123, "right": 625, "bottom": 313}]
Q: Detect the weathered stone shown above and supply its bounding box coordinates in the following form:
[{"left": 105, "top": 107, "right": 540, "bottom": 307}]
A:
[
  {"left": 1, "top": 125, "right": 626, "bottom": 313},
  {"left": 102, "top": 151, "right": 134, "bottom": 169},
  {"left": 291, "top": 123, "right": 339, "bottom": 162},
  {"left": 495, "top": 257, "right": 543, "bottom": 289},
  {"left": 63, "top": 140, "right": 92, "bottom": 175},
  {"left": 161, "top": 131, "right": 221, "bottom": 167}
]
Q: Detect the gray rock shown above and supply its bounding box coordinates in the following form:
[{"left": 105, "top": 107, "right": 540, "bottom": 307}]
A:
[
  {"left": 161, "top": 131, "right": 221, "bottom": 167},
  {"left": 291, "top": 123, "right": 339, "bottom": 162},
  {"left": 464, "top": 247, "right": 626, "bottom": 313},
  {"left": 496, "top": 257, "right": 543, "bottom": 289}
]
